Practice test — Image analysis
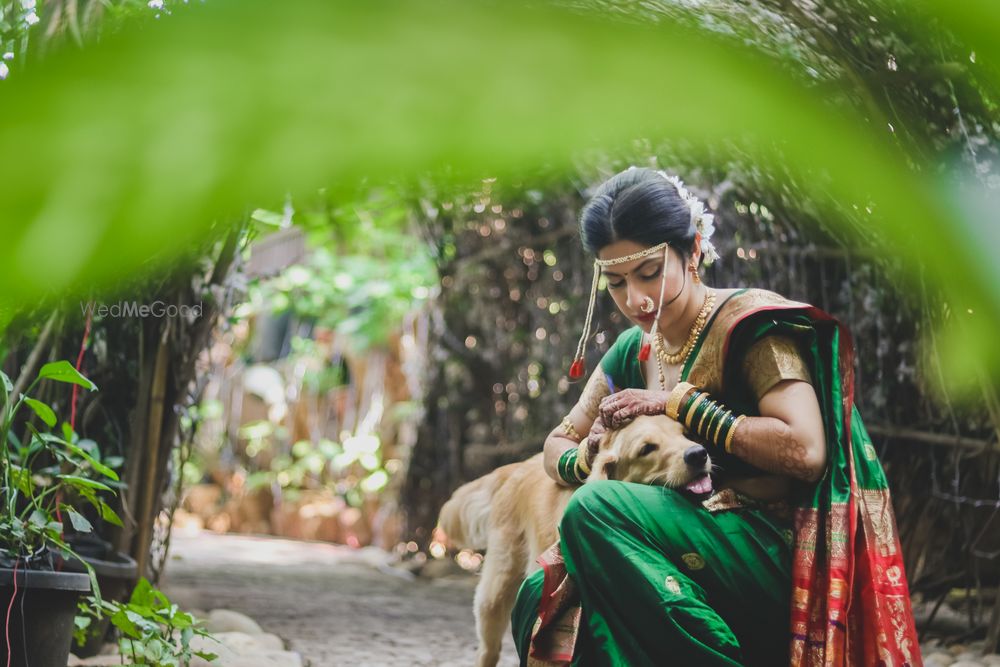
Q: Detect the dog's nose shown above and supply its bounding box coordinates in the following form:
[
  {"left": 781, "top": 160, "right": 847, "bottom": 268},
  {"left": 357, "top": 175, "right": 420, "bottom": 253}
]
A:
[{"left": 683, "top": 445, "right": 708, "bottom": 467}]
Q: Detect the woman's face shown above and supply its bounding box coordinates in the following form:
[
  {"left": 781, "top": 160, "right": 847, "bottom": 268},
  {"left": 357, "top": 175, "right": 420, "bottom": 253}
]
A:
[{"left": 598, "top": 239, "right": 693, "bottom": 329}]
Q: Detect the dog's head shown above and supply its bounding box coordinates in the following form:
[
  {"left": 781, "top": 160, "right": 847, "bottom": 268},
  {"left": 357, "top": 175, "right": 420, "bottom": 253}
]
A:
[{"left": 588, "top": 415, "right": 714, "bottom": 495}]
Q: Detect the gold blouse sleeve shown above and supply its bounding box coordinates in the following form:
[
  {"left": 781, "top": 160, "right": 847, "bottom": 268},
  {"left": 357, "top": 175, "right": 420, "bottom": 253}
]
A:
[{"left": 741, "top": 335, "right": 812, "bottom": 402}]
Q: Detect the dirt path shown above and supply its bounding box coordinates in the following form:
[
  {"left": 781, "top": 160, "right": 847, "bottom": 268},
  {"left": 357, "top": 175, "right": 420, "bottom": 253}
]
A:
[{"left": 161, "top": 531, "right": 519, "bottom": 667}]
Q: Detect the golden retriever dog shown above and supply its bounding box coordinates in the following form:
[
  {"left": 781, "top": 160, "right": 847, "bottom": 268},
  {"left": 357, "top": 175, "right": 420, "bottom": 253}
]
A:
[{"left": 436, "top": 414, "right": 713, "bottom": 667}]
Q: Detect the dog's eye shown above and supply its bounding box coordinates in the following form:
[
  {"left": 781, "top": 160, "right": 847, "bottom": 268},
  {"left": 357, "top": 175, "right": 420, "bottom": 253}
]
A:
[{"left": 639, "top": 443, "right": 658, "bottom": 457}]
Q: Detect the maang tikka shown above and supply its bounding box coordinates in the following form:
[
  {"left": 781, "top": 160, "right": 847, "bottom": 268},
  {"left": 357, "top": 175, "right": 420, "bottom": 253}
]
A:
[{"left": 567, "top": 242, "right": 670, "bottom": 378}]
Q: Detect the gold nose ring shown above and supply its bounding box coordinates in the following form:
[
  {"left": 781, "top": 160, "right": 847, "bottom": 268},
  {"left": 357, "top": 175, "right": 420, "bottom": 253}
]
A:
[{"left": 640, "top": 296, "right": 656, "bottom": 314}]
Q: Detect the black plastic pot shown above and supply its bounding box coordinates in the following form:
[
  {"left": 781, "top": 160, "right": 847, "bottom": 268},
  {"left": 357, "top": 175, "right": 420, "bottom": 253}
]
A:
[
  {"left": 0, "top": 566, "right": 91, "bottom": 667},
  {"left": 63, "top": 550, "right": 139, "bottom": 658}
]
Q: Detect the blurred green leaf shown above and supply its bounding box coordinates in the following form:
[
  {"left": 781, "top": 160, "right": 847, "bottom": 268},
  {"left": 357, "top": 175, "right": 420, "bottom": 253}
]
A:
[
  {"left": 56, "top": 475, "right": 113, "bottom": 492},
  {"left": 0, "top": 0, "right": 995, "bottom": 393},
  {"left": 66, "top": 507, "right": 93, "bottom": 533},
  {"left": 24, "top": 397, "right": 56, "bottom": 427},
  {"left": 38, "top": 361, "right": 97, "bottom": 390},
  {"left": 99, "top": 499, "right": 124, "bottom": 528}
]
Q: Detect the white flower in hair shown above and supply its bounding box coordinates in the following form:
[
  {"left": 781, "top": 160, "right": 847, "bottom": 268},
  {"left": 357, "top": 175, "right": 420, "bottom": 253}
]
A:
[{"left": 656, "top": 171, "right": 720, "bottom": 265}]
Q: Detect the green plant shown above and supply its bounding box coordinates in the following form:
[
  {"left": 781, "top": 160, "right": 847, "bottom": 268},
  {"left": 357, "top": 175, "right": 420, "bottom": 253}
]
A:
[
  {"left": 0, "top": 360, "right": 121, "bottom": 597},
  {"left": 76, "top": 577, "right": 218, "bottom": 666}
]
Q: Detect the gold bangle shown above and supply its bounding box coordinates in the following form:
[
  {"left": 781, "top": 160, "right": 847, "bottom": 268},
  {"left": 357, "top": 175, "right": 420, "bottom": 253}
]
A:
[
  {"left": 725, "top": 415, "right": 746, "bottom": 453},
  {"left": 665, "top": 382, "right": 696, "bottom": 420},
  {"left": 561, "top": 417, "right": 582, "bottom": 442},
  {"left": 575, "top": 439, "right": 592, "bottom": 476},
  {"left": 683, "top": 393, "right": 709, "bottom": 430}
]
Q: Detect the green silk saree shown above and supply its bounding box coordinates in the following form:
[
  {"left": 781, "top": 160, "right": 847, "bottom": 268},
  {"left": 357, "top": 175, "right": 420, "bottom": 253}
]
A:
[{"left": 512, "top": 288, "right": 921, "bottom": 666}]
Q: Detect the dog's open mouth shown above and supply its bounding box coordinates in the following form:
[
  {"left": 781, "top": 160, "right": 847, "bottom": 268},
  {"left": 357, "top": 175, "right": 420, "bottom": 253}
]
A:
[{"left": 684, "top": 473, "right": 713, "bottom": 495}]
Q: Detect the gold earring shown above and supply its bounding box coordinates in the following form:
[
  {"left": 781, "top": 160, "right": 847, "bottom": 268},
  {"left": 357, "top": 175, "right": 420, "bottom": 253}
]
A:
[{"left": 690, "top": 264, "right": 701, "bottom": 284}]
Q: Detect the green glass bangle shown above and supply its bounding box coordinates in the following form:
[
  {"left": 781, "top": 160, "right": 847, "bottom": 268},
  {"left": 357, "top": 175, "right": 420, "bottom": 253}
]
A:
[
  {"left": 707, "top": 406, "right": 733, "bottom": 445},
  {"left": 558, "top": 449, "right": 571, "bottom": 481},
  {"left": 558, "top": 448, "right": 581, "bottom": 484},
  {"left": 704, "top": 405, "right": 724, "bottom": 443},
  {"left": 677, "top": 390, "right": 703, "bottom": 424},
  {"left": 696, "top": 400, "right": 723, "bottom": 438},
  {"left": 689, "top": 395, "right": 714, "bottom": 432},
  {"left": 714, "top": 411, "right": 738, "bottom": 447}
]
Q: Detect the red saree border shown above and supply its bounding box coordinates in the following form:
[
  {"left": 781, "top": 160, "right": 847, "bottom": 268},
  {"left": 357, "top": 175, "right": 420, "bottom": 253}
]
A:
[
  {"left": 718, "top": 300, "right": 921, "bottom": 667},
  {"left": 529, "top": 542, "right": 580, "bottom": 666}
]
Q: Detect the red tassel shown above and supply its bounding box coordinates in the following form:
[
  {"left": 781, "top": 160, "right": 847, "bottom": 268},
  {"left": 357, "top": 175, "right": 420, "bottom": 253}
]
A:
[
  {"left": 569, "top": 358, "right": 585, "bottom": 379},
  {"left": 637, "top": 343, "right": 651, "bottom": 362}
]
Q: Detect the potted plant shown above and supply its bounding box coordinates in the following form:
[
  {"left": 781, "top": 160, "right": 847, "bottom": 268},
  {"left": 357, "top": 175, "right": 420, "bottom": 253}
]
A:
[
  {"left": 0, "top": 360, "right": 121, "bottom": 667},
  {"left": 66, "top": 532, "right": 139, "bottom": 657},
  {"left": 57, "top": 441, "right": 135, "bottom": 658},
  {"left": 76, "top": 577, "right": 218, "bottom": 666}
]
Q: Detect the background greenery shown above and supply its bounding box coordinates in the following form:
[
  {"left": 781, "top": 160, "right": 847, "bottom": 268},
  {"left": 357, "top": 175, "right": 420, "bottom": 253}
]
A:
[{"left": 1, "top": 0, "right": 999, "bottom": 646}]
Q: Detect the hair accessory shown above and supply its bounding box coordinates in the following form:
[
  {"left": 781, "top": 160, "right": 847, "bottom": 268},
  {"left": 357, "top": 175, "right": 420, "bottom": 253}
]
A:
[
  {"left": 594, "top": 241, "right": 668, "bottom": 267},
  {"left": 569, "top": 242, "right": 671, "bottom": 378},
  {"left": 656, "top": 172, "right": 719, "bottom": 265},
  {"left": 568, "top": 259, "right": 602, "bottom": 379}
]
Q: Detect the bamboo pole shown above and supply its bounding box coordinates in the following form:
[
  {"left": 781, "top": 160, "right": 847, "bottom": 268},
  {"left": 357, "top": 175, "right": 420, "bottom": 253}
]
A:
[
  {"left": 133, "top": 321, "right": 171, "bottom": 578},
  {"left": 114, "top": 323, "right": 152, "bottom": 555},
  {"left": 10, "top": 312, "right": 58, "bottom": 399}
]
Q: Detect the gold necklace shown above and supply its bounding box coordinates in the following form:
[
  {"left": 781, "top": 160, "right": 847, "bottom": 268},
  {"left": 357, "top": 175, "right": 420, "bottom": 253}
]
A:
[
  {"left": 653, "top": 333, "right": 668, "bottom": 390},
  {"left": 655, "top": 289, "right": 716, "bottom": 367}
]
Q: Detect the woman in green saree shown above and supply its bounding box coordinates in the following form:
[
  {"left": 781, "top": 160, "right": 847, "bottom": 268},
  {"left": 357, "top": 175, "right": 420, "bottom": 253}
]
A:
[{"left": 511, "top": 167, "right": 921, "bottom": 666}]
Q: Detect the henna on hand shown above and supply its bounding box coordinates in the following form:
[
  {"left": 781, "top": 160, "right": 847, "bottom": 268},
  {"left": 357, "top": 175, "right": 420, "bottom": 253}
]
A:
[
  {"left": 728, "top": 416, "right": 820, "bottom": 482},
  {"left": 599, "top": 388, "right": 670, "bottom": 429},
  {"left": 579, "top": 368, "right": 611, "bottom": 419},
  {"left": 582, "top": 414, "right": 606, "bottom": 468}
]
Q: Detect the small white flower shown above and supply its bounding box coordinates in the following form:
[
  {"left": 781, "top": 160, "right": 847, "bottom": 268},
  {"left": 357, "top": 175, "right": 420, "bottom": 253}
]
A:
[
  {"left": 699, "top": 214, "right": 716, "bottom": 239},
  {"left": 656, "top": 170, "right": 720, "bottom": 262},
  {"left": 148, "top": 0, "right": 164, "bottom": 8},
  {"left": 689, "top": 200, "right": 705, "bottom": 227},
  {"left": 21, "top": 0, "right": 36, "bottom": 9},
  {"left": 701, "top": 240, "right": 720, "bottom": 265},
  {"left": 24, "top": 11, "right": 39, "bottom": 26},
  {"left": 2, "top": 52, "right": 13, "bottom": 61},
  {"left": 0, "top": 62, "right": 8, "bottom": 80}
]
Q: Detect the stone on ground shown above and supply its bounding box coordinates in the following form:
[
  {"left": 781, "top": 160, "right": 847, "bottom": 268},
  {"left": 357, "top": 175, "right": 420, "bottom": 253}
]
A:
[{"left": 205, "top": 608, "right": 265, "bottom": 634}]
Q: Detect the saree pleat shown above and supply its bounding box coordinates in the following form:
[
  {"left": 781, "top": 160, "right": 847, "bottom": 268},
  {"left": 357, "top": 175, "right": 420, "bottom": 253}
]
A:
[{"left": 515, "top": 482, "right": 792, "bottom": 667}]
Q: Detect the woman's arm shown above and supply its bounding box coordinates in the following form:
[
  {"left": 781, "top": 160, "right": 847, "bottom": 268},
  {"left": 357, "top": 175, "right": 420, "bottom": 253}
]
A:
[
  {"left": 597, "top": 334, "right": 829, "bottom": 483},
  {"left": 728, "top": 379, "right": 827, "bottom": 483},
  {"left": 543, "top": 367, "right": 609, "bottom": 485}
]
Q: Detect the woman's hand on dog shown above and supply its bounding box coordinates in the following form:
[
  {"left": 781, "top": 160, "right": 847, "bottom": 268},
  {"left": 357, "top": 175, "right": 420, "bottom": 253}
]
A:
[
  {"left": 599, "top": 388, "right": 671, "bottom": 429},
  {"left": 583, "top": 415, "right": 607, "bottom": 468}
]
